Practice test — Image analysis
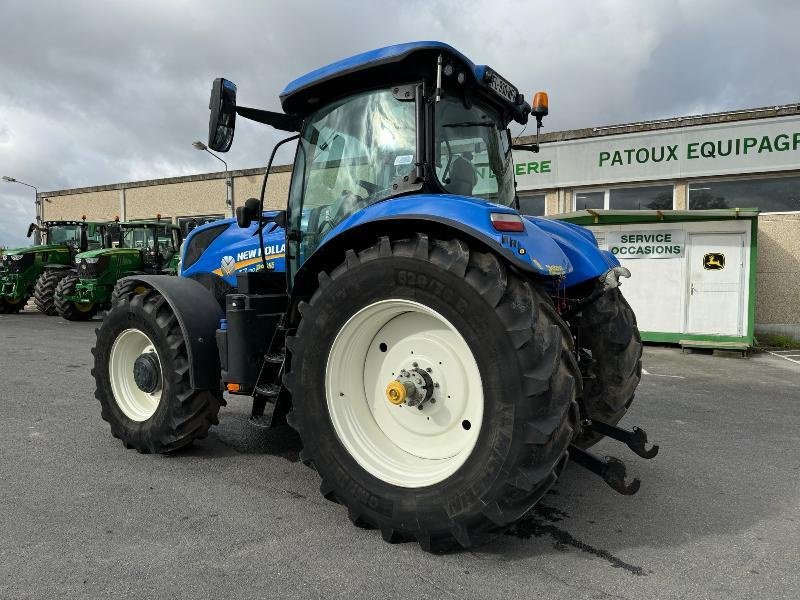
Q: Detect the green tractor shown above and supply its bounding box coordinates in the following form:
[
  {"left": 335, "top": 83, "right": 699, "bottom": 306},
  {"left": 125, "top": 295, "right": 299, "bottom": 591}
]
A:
[
  {"left": 0, "top": 220, "right": 108, "bottom": 315},
  {"left": 54, "top": 220, "right": 182, "bottom": 321}
]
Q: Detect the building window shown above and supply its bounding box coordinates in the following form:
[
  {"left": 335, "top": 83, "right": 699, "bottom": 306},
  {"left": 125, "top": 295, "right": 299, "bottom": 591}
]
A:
[
  {"left": 609, "top": 185, "right": 673, "bottom": 210},
  {"left": 574, "top": 191, "right": 605, "bottom": 210},
  {"left": 573, "top": 184, "right": 675, "bottom": 211},
  {"left": 689, "top": 176, "right": 800, "bottom": 212},
  {"left": 518, "top": 193, "right": 546, "bottom": 216}
]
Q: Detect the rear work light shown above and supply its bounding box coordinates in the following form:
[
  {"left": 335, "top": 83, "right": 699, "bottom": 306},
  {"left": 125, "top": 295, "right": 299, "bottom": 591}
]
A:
[{"left": 490, "top": 213, "right": 525, "bottom": 232}]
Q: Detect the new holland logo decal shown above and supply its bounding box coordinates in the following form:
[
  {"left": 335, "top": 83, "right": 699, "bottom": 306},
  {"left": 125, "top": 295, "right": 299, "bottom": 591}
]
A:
[
  {"left": 220, "top": 255, "right": 236, "bottom": 276},
  {"left": 213, "top": 244, "right": 286, "bottom": 277}
]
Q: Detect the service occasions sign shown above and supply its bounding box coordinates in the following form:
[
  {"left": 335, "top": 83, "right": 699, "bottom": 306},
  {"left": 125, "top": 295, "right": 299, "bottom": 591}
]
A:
[{"left": 606, "top": 230, "right": 686, "bottom": 259}]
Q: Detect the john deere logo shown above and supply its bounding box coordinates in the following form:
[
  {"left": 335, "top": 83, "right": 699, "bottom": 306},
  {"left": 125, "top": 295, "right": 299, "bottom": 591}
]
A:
[
  {"left": 220, "top": 255, "right": 236, "bottom": 275},
  {"left": 703, "top": 253, "right": 725, "bottom": 270}
]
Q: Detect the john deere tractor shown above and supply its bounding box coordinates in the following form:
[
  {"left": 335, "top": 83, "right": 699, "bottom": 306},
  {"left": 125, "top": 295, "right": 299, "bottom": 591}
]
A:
[
  {"left": 92, "top": 42, "right": 655, "bottom": 552},
  {"left": 0, "top": 220, "right": 108, "bottom": 315},
  {"left": 54, "top": 221, "right": 182, "bottom": 321}
]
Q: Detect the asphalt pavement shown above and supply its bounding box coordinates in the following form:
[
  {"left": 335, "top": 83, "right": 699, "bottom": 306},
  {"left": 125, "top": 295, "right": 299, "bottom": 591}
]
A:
[{"left": 1, "top": 310, "right": 799, "bottom": 599}]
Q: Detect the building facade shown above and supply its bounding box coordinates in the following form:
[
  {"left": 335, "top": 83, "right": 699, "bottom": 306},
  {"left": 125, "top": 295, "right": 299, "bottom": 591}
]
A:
[{"left": 39, "top": 104, "right": 800, "bottom": 339}]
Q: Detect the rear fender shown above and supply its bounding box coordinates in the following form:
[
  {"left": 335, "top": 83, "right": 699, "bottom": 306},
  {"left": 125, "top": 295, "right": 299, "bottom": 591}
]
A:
[
  {"left": 292, "top": 194, "right": 619, "bottom": 300},
  {"left": 121, "top": 275, "right": 223, "bottom": 390},
  {"left": 316, "top": 194, "right": 572, "bottom": 277}
]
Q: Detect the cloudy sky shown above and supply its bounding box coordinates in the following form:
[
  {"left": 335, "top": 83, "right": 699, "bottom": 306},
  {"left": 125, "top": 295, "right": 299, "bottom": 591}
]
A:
[{"left": 1, "top": 0, "right": 798, "bottom": 246}]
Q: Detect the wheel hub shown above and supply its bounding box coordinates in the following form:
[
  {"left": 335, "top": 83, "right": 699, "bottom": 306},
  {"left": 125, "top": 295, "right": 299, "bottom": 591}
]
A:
[
  {"left": 133, "top": 352, "right": 161, "bottom": 394},
  {"left": 387, "top": 366, "right": 436, "bottom": 409}
]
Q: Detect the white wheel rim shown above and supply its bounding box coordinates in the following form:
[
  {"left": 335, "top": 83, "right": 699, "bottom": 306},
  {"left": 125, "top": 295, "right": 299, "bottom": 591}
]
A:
[
  {"left": 325, "top": 299, "right": 483, "bottom": 488},
  {"left": 109, "top": 328, "right": 163, "bottom": 421}
]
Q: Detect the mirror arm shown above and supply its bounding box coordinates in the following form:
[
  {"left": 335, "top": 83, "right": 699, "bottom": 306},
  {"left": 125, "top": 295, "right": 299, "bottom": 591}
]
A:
[
  {"left": 236, "top": 106, "right": 301, "bottom": 132},
  {"left": 512, "top": 143, "right": 540, "bottom": 153}
]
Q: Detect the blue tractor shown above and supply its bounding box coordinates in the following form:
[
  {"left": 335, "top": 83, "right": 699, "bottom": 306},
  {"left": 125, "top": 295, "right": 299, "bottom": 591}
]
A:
[{"left": 92, "top": 42, "right": 656, "bottom": 552}]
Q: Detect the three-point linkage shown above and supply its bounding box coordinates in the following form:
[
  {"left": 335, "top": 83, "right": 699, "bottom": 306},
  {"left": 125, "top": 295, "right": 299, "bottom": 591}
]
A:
[{"left": 568, "top": 420, "right": 659, "bottom": 495}]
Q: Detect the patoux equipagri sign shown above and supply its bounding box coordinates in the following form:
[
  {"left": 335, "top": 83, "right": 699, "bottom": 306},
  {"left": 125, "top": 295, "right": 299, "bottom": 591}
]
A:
[{"left": 513, "top": 114, "right": 800, "bottom": 190}]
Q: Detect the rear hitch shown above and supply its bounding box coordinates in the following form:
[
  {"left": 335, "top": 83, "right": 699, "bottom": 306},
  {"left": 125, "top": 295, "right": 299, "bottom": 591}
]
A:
[
  {"left": 569, "top": 445, "right": 641, "bottom": 495},
  {"left": 568, "top": 421, "right": 658, "bottom": 495},
  {"left": 583, "top": 419, "right": 659, "bottom": 459}
]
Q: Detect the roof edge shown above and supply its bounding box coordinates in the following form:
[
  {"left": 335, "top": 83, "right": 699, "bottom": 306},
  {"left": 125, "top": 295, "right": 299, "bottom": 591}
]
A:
[{"left": 516, "top": 103, "right": 800, "bottom": 146}]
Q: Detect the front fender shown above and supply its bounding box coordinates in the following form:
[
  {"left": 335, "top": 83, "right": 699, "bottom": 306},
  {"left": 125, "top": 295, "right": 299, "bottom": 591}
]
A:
[
  {"left": 120, "top": 275, "right": 223, "bottom": 390},
  {"left": 316, "top": 194, "right": 572, "bottom": 277}
]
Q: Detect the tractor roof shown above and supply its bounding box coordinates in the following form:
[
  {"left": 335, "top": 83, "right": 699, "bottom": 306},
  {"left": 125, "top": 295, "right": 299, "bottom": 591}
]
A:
[{"left": 279, "top": 41, "right": 528, "bottom": 122}]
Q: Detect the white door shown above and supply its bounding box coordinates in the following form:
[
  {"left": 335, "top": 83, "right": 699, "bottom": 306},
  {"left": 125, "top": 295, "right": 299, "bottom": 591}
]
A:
[{"left": 687, "top": 233, "right": 745, "bottom": 335}]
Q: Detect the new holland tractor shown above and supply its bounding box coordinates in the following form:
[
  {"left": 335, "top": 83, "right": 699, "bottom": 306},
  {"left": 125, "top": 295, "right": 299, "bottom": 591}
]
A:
[
  {"left": 92, "top": 42, "right": 656, "bottom": 552},
  {"left": 54, "top": 220, "right": 182, "bottom": 321},
  {"left": 0, "top": 219, "right": 108, "bottom": 315}
]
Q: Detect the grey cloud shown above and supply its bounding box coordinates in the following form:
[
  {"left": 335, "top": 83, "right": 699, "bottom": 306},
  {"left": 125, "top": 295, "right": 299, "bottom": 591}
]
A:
[{"left": 1, "top": 0, "right": 798, "bottom": 247}]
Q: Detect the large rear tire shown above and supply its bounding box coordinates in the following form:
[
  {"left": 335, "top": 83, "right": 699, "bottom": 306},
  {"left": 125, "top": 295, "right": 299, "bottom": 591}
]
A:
[
  {"left": 91, "top": 290, "right": 224, "bottom": 453},
  {"left": 572, "top": 288, "right": 642, "bottom": 448},
  {"left": 34, "top": 269, "right": 70, "bottom": 316},
  {"left": 284, "top": 235, "right": 580, "bottom": 552},
  {"left": 55, "top": 273, "right": 98, "bottom": 321}
]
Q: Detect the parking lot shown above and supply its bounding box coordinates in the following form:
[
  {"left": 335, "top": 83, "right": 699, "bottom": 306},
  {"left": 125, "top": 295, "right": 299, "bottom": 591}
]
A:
[{"left": 1, "top": 311, "right": 799, "bottom": 600}]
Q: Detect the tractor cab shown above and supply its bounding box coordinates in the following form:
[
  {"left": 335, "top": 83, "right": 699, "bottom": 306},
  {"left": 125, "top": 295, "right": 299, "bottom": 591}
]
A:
[
  {"left": 205, "top": 41, "right": 548, "bottom": 281},
  {"left": 116, "top": 221, "right": 182, "bottom": 272}
]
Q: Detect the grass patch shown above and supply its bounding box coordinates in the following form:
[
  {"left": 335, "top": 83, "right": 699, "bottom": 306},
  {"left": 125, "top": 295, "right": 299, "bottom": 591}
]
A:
[{"left": 756, "top": 333, "right": 800, "bottom": 349}]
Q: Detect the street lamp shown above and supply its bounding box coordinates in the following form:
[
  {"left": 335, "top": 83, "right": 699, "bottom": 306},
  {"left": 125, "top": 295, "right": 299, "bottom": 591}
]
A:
[
  {"left": 192, "top": 141, "right": 234, "bottom": 216},
  {"left": 3, "top": 175, "right": 42, "bottom": 243}
]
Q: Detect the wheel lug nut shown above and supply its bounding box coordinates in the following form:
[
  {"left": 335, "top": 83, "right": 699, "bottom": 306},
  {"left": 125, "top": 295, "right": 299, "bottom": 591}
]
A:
[
  {"left": 434, "top": 383, "right": 439, "bottom": 388},
  {"left": 412, "top": 362, "right": 418, "bottom": 368},
  {"left": 417, "top": 405, "right": 423, "bottom": 411},
  {"left": 426, "top": 367, "right": 432, "bottom": 373}
]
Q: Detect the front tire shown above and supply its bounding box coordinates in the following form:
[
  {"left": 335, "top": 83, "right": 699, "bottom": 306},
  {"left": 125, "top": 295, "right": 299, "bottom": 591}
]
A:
[
  {"left": 34, "top": 269, "right": 70, "bottom": 315},
  {"left": 1, "top": 295, "right": 28, "bottom": 314},
  {"left": 572, "top": 288, "right": 642, "bottom": 448},
  {"left": 92, "top": 290, "right": 224, "bottom": 453},
  {"left": 285, "top": 235, "right": 580, "bottom": 552},
  {"left": 55, "top": 273, "right": 98, "bottom": 321}
]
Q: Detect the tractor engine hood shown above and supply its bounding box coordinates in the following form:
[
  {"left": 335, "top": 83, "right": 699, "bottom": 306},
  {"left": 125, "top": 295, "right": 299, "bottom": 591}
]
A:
[
  {"left": 3, "top": 244, "right": 69, "bottom": 256},
  {"left": 76, "top": 247, "right": 140, "bottom": 260}
]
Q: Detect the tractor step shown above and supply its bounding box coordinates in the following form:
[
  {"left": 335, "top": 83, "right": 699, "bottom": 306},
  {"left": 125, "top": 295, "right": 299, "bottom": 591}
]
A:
[
  {"left": 568, "top": 445, "right": 640, "bottom": 495},
  {"left": 582, "top": 419, "right": 659, "bottom": 459}
]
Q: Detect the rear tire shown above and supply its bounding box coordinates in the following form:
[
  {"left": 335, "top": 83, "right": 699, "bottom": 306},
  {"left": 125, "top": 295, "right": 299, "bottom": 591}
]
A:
[
  {"left": 55, "top": 273, "right": 98, "bottom": 321},
  {"left": 572, "top": 288, "right": 642, "bottom": 448},
  {"left": 34, "top": 269, "right": 70, "bottom": 316},
  {"left": 284, "top": 235, "right": 580, "bottom": 552},
  {"left": 91, "top": 290, "right": 225, "bottom": 453}
]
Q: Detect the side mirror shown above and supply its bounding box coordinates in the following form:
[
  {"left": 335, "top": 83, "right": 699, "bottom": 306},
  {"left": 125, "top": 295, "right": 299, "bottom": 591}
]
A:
[
  {"left": 26, "top": 223, "right": 37, "bottom": 238},
  {"left": 236, "top": 197, "right": 260, "bottom": 228},
  {"left": 208, "top": 78, "right": 238, "bottom": 152}
]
